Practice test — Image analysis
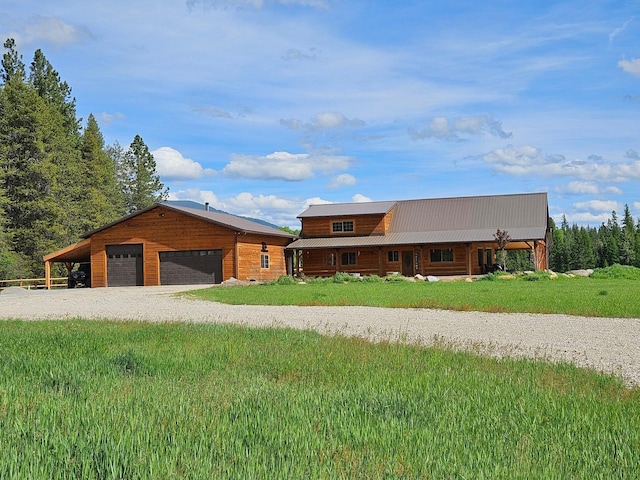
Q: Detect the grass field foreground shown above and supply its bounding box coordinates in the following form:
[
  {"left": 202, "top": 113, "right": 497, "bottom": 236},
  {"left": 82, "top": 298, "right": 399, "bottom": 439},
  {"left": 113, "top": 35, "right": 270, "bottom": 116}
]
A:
[
  {"left": 0, "top": 320, "right": 638, "bottom": 479},
  {"left": 189, "top": 274, "right": 640, "bottom": 318}
]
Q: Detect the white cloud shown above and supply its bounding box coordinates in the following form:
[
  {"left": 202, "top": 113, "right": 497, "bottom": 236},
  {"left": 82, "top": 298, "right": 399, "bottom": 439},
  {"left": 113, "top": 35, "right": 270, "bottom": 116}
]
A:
[
  {"left": 562, "top": 181, "right": 600, "bottom": 195},
  {"left": 226, "top": 192, "right": 298, "bottom": 211},
  {"left": 634, "top": 202, "right": 640, "bottom": 212},
  {"left": 303, "top": 197, "right": 333, "bottom": 209},
  {"left": 559, "top": 212, "right": 612, "bottom": 225},
  {"left": 281, "top": 112, "right": 365, "bottom": 132},
  {"left": 167, "top": 188, "right": 224, "bottom": 209},
  {"left": 328, "top": 173, "right": 356, "bottom": 189},
  {"left": 99, "top": 112, "right": 125, "bottom": 125},
  {"left": 10, "top": 16, "right": 92, "bottom": 47},
  {"left": 483, "top": 145, "right": 640, "bottom": 182},
  {"left": 573, "top": 200, "right": 620, "bottom": 212},
  {"left": 609, "top": 18, "right": 632, "bottom": 46},
  {"left": 152, "top": 147, "right": 216, "bottom": 180},
  {"left": 618, "top": 58, "right": 640, "bottom": 78},
  {"left": 352, "top": 193, "right": 372, "bottom": 202},
  {"left": 558, "top": 181, "right": 623, "bottom": 195},
  {"left": 222, "top": 151, "right": 352, "bottom": 181},
  {"left": 409, "top": 114, "right": 512, "bottom": 141}
]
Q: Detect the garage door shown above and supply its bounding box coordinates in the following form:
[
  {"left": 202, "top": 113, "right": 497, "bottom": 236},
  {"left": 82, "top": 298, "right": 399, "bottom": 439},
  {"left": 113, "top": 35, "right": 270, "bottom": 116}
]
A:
[
  {"left": 159, "top": 250, "right": 222, "bottom": 285},
  {"left": 107, "top": 244, "right": 143, "bottom": 287}
]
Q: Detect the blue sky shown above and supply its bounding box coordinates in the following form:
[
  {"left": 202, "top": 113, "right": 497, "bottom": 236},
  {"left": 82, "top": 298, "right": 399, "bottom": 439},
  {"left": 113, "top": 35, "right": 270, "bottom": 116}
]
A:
[{"left": 2, "top": 0, "right": 640, "bottom": 228}]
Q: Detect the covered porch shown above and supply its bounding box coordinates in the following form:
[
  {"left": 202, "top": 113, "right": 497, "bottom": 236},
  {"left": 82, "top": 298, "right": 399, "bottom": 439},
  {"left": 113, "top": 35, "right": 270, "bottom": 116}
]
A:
[{"left": 42, "top": 238, "right": 92, "bottom": 289}]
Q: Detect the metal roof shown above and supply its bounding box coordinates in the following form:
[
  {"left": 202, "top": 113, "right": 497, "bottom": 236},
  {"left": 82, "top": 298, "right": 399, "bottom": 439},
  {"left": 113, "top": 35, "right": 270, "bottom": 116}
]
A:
[
  {"left": 288, "top": 228, "right": 546, "bottom": 250},
  {"left": 298, "top": 200, "right": 397, "bottom": 218},
  {"left": 389, "top": 192, "right": 548, "bottom": 233},
  {"left": 288, "top": 192, "right": 549, "bottom": 249},
  {"left": 83, "top": 203, "right": 296, "bottom": 239}
]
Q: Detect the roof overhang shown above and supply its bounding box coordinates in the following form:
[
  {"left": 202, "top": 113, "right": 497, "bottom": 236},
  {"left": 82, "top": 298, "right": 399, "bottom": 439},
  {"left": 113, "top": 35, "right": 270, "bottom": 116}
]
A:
[
  {"left": 43, "top": 238, "right": 91, "bottom": 263},
  {"left": 287, "top": 227, "right": 548, "bottom": 250}
]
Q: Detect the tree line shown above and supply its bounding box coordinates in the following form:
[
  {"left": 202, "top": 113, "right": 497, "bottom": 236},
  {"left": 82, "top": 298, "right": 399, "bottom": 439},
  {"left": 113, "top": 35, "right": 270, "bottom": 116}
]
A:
[
  {"left": 548, "top": 206, "right": 640, "bottom": 272},
  {"left": 0, "top": 39, "right": 167, "bottom": 279}
]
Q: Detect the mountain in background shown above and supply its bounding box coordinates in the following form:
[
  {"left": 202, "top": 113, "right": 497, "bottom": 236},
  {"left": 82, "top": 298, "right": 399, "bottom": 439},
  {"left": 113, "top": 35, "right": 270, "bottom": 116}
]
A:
[{"left": 164, "top": 200, "right": 281, "bottom": 230}]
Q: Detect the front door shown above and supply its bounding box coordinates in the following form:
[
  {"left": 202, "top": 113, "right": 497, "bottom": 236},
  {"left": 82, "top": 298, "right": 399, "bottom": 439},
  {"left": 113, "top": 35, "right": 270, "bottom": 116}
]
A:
[{"left": 402, "top": 251, "right": 413, "bottom": 276}]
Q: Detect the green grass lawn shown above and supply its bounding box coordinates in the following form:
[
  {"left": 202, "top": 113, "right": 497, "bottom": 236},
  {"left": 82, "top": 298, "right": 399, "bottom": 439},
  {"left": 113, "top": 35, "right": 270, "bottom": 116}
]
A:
[
  {"left": 189, "top": 275, "right": 640, "bottom": 318},
  {"left": 1, "top": 320, "right": 638, "bottom": 479}
]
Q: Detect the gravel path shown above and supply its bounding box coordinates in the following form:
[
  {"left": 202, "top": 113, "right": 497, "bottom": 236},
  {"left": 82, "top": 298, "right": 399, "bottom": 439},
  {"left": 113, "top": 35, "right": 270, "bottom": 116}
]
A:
[{"left": 2, "top": 285, "right": 639, "bottom": 387}]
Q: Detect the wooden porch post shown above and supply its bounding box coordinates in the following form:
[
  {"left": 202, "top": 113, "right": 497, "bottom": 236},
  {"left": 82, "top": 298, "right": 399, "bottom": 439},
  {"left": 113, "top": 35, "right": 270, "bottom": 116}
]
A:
[{"left": 45, "top": 261, "right": 51, "bottom": 290}]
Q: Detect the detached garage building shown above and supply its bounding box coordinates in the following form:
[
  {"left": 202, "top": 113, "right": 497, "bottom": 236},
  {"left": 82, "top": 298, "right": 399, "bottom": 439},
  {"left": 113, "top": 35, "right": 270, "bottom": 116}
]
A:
[{"left": 43, "top": 203, "right": 296, "bottom": 288}]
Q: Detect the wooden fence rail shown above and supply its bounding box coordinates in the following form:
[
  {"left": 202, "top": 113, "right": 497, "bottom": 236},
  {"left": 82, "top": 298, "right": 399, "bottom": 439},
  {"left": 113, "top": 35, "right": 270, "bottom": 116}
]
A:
[{"left": 0, "top": 277, "right": 68, "bottom": 290}]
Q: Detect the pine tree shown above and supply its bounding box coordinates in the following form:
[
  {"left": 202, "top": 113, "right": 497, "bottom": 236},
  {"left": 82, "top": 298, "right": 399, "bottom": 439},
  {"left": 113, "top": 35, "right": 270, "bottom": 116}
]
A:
[
  {"left": 620, "top": 204, "right": 636, "bottom": 266},
  {"left": 29, "top": 49, "right": 80, "bottom": 139},
  {"left": 119, "top": 135, "right": 168, "bottom": 213},
  {"left": 79, "top": 114, "right": 124, "bottom": 231},
  {"left": 1, "top": 38, "right": 25, "bottom": 83}
]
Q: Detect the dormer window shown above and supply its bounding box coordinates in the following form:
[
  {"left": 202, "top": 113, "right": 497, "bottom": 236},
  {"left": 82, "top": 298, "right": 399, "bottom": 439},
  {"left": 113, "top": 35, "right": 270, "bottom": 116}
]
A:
[{"left": 332, "top": 220, "right": 354, "bottom": 233}]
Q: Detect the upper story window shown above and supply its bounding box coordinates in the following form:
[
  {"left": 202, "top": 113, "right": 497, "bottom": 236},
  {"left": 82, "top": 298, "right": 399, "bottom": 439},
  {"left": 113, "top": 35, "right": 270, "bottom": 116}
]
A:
[{"left": 332, "top": 220, "right": 354, "bottom": 233}]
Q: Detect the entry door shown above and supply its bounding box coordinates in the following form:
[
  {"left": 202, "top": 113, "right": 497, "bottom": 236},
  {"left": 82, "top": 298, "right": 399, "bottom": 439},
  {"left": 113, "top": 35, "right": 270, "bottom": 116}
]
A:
[
  {"left": 106, "top": 244, "right": 143, "bottom": 287},
  {"left": 402, "top": 251, "right": 414, "bottom": 276}
]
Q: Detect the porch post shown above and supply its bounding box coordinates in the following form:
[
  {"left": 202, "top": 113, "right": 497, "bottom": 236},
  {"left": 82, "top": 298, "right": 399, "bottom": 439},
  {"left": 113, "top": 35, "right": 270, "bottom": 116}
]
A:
[{"left": 45, "top": 261, "right": 51, "bottom": 290}]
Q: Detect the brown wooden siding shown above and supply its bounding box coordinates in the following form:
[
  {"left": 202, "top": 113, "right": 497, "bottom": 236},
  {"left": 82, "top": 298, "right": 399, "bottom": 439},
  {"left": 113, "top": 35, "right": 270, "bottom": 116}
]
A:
[
  {"left": 89, "top": 206, "right": 290, "bottom": 287},
  {"left": 301, "top": 214, "right": 388, "bottom": 238},
  {"left": 297, "top": 241, "right": 533, "bottom": 277},
  {"left": 237, "top": 234, "right": 290, "bottom": 282}
]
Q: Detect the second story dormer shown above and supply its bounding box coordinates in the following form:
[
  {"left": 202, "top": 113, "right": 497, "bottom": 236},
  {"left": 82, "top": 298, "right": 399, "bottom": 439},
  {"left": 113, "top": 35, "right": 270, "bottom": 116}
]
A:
[{"left": 298, "top": 201, "right": 397, "bottom": 238}]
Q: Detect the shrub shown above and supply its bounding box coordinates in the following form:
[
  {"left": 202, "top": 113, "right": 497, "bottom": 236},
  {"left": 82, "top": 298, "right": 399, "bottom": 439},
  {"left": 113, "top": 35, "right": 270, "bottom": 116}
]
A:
[
  {"left": 591, "top": 264, "right": 640, "bottom": 280},
  {"left": 362, "top": 274, "right": 384, "bottom": 283},
  {"left": 523, "top": 271, "right": 552, "bottom": 281},
  {"left": 275, "top": 275, "right": 297, "bottom": 285}
]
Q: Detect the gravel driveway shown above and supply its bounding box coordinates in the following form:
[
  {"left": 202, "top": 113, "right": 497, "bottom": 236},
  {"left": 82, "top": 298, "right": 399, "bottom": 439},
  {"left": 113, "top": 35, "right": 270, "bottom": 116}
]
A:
[{"left": 2, "top": 285, "right": 639, "bottom": 387}]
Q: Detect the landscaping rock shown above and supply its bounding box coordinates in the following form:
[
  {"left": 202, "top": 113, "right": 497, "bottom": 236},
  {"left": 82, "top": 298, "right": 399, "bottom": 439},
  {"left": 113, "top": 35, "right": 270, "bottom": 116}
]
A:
[
  {"left": 427, "top": 275, "right": 439, "bottom": 282},
  {"left": 569, "top": 269, "right": 593, "bottom": 277}
]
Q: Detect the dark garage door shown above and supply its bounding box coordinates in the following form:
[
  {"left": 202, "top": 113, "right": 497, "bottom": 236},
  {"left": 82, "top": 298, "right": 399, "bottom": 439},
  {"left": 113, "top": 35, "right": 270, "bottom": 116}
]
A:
[
  {"left": 107, "top": 244, "right": 143, "bottom": 287},
  {"left": 159, "top": 250, "right": 222, "bottom": 285}
]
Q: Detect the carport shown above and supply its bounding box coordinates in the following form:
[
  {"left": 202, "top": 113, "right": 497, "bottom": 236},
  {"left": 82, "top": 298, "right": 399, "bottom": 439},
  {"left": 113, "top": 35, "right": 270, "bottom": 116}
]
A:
[{"left": 42, "top": 238, "right": 91, "bottom": 289}]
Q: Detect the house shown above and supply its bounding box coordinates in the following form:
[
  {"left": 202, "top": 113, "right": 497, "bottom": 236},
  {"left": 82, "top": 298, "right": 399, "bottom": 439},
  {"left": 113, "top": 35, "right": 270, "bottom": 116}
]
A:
[
  {"left": 43, "top": 203, "right": 296, "bottom": 288},
  {"left": 286, "top": 192, "right": 550, "bottom": 278}
]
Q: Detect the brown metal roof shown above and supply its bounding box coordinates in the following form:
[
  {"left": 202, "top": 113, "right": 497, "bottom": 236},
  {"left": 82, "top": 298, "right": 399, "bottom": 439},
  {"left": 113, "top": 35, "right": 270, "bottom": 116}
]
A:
[
  {"left": 390, "top": 192, "right": 548, "bottom": 233},
  {"left": 298, "top": 200, "right": 397, "bottom": 218},
  {"left": 83, "top": 203, "right": 296, "bottom": 239},
  {"left": 43, "top": 238, "right": 91, "bottom": 263},
  {"left": 165, "top": 204, "right": 296, "bottom": 238},
  {"left": 288, "top": 192, "right": 549, "bottom": 250}
]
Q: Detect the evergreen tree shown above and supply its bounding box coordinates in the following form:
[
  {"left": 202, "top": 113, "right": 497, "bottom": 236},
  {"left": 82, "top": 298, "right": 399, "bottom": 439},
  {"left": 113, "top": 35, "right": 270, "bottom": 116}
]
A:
[
  {"left": 119, "top": 135, "right": 168, "bottom": 213},
  {"left": 620, "top": 204, "right": 636, "bottom": 266},
  {"left": 0, "top": 77, "right": 66, "bottom": 274},
  {"left": 1, "top": 38, "right": 25, "bottom": 83},
  {"left": 549, "top": 215, "right": 569, "bottom": 272},
  {"left": 79, "top": 114, "right": 124, "bottom": 230},
  {"left": 29, "top": 49, "right": 80, "bottom": 139}
]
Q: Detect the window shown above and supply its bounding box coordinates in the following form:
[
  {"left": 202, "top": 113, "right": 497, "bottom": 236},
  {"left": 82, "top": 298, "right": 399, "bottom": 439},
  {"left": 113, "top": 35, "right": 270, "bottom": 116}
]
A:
[
  {"left": 332, "top": 220, "right": 354, "bottom": 233},
  {"left": 260, "top": 254, "right": 269, "bottom": 269},
  {"left": 430, "top": 248, "right": 454, "bottom": 263},
  {"left": 324, "top": 253, "right": 336, "bottom": 266},
  {"left": 341, "top": 252, "right": 356, "bottom": 265},
  {"left": 387, "top": 250, "right": 399, "bottom": 262},
  {"left": 478, "top": 248, "right": 492, "bottom": 266}
]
